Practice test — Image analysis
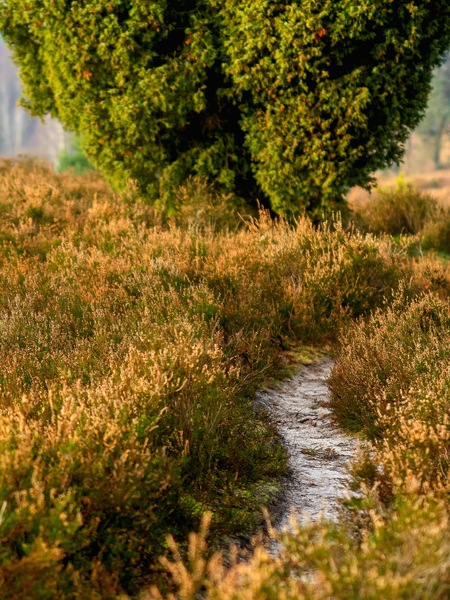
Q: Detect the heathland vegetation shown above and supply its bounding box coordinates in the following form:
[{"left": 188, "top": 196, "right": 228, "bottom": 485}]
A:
[
  {"left": 1, "top": 1, "right": 450, "bottom": 598},
  {"left": 147, "top": 183, "right": 450, "bottom": 600},
  {"left": 0, "top": 160, "right": 448, "bottom": 598}
]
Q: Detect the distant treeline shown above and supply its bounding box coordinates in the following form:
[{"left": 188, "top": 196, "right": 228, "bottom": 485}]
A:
[{"left": 0, "top": 38, "right": 66, "bottom": 162}]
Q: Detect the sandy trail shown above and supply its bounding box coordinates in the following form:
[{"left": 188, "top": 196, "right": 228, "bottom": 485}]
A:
[{"left": 256, "top": 358, "right": 357, "bottom": 531}]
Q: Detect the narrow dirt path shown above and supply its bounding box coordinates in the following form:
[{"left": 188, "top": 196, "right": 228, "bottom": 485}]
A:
[{"left": 257, "top": 358, "right": 357, "bottom": 530}]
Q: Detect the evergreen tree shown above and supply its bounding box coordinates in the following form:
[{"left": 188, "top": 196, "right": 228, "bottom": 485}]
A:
[{"left": 2, "top": 1, "right": 450, "bottom": 215}]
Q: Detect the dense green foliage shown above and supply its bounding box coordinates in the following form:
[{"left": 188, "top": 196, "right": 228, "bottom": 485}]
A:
[{"left": 2, "top": 1, "right": 450, "bottom": 215}]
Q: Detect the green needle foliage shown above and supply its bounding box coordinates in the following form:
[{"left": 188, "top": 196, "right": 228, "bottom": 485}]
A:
[{"left": 1, "top": 1, "right": 450, "bottom": 216}]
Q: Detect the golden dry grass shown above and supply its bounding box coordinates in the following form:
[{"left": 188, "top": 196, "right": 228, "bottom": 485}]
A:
[
  {"left": 151, "top": 292, "right": 450, "bottom": 600},
  {"left": 0, "top": 159, "right": 448, "bottom": 597}
]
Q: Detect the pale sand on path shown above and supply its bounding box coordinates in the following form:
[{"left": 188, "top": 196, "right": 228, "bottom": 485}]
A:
[{"left": 256, "top": 357, "right": 358, "bottom": 533}]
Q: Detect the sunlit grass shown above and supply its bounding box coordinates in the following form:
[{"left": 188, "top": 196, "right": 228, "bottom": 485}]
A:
[{"left": 0, "top": 159, "right": 448, "bottom": 597}]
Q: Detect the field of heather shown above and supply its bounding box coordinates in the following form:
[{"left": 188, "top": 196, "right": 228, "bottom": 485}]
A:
[{"left": 0, "top": 160, "right": 448, "bottom": 598}]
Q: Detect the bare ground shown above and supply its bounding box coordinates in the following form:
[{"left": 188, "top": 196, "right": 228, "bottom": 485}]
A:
[{"left": 257, "top": 358, "right": 358, "bottom": 532}]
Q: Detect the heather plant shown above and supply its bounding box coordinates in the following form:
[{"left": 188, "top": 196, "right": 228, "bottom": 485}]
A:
[
  {"left": 329, "top": 287, "right": 450, "bottom": 514},
  {"left": 147, "top": 224, "right": 450, "bottom": 599},
  {"left": 0, "top": 160, "right": 429, "bottom": 595},
  {"left": 148, "top": 498, "right": 450, "bottom": 600},
  {"left": 352, "top": 180, "right": 439, "bottom": 236},
  {"left": 351, "top": 179, "right": 450, "bottom": 255},
  {"left": 329, "top": 290, "right": 450, "bottom": 437},
  {"left": 373, "top": 367, "right": 450, "bottom": 498},
  {"left": 150, "top": 287, "right": 450, "bottom": 600},
  {"left": 421, "top": 206, "right": 450, "bottom": 254}
]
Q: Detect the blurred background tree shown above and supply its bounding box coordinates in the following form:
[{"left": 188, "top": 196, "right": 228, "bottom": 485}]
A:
[
  {"left": 416, "top": 55, "right": 450, "bottom": 170},
  {"left": 0, "top": 38, "right": 37, "bottom": 154},
  {"left": 0, "top": 36, "right": 67, "bottom": 163},
  {"left": 57, "top": 136, "right": 94, "bottom": 175}
]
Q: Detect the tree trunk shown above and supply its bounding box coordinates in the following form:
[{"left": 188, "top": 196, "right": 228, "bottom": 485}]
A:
[{"left": 433, "top": 115, "right": 447, "bottom": 169}]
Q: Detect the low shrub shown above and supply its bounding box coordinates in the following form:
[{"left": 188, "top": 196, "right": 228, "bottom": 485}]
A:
[
  {"left": 421, "top": 206, "right": 450, "bottom": 254},
  {"left": 329, "top": 287, "right": 450, "bottom": 512},
  {"left": 351, "top": 177, "right": 450, "bottom": 256},
  {"left": 329, "top": 290, "right": 450, "bottom": 437},
  {"left": 149, "top": 498, "right": 450, "bottom": 600},
  {"left": 151, "top": 288, "right": 450, "bottom": 600},
  {"left": 353, "top": 180, "right": 438, "bottom": 236}
]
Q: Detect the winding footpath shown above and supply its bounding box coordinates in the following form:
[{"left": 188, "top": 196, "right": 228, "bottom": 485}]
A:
[{"left": 257, "top": 357, "right": 358, "bottom": 531}]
